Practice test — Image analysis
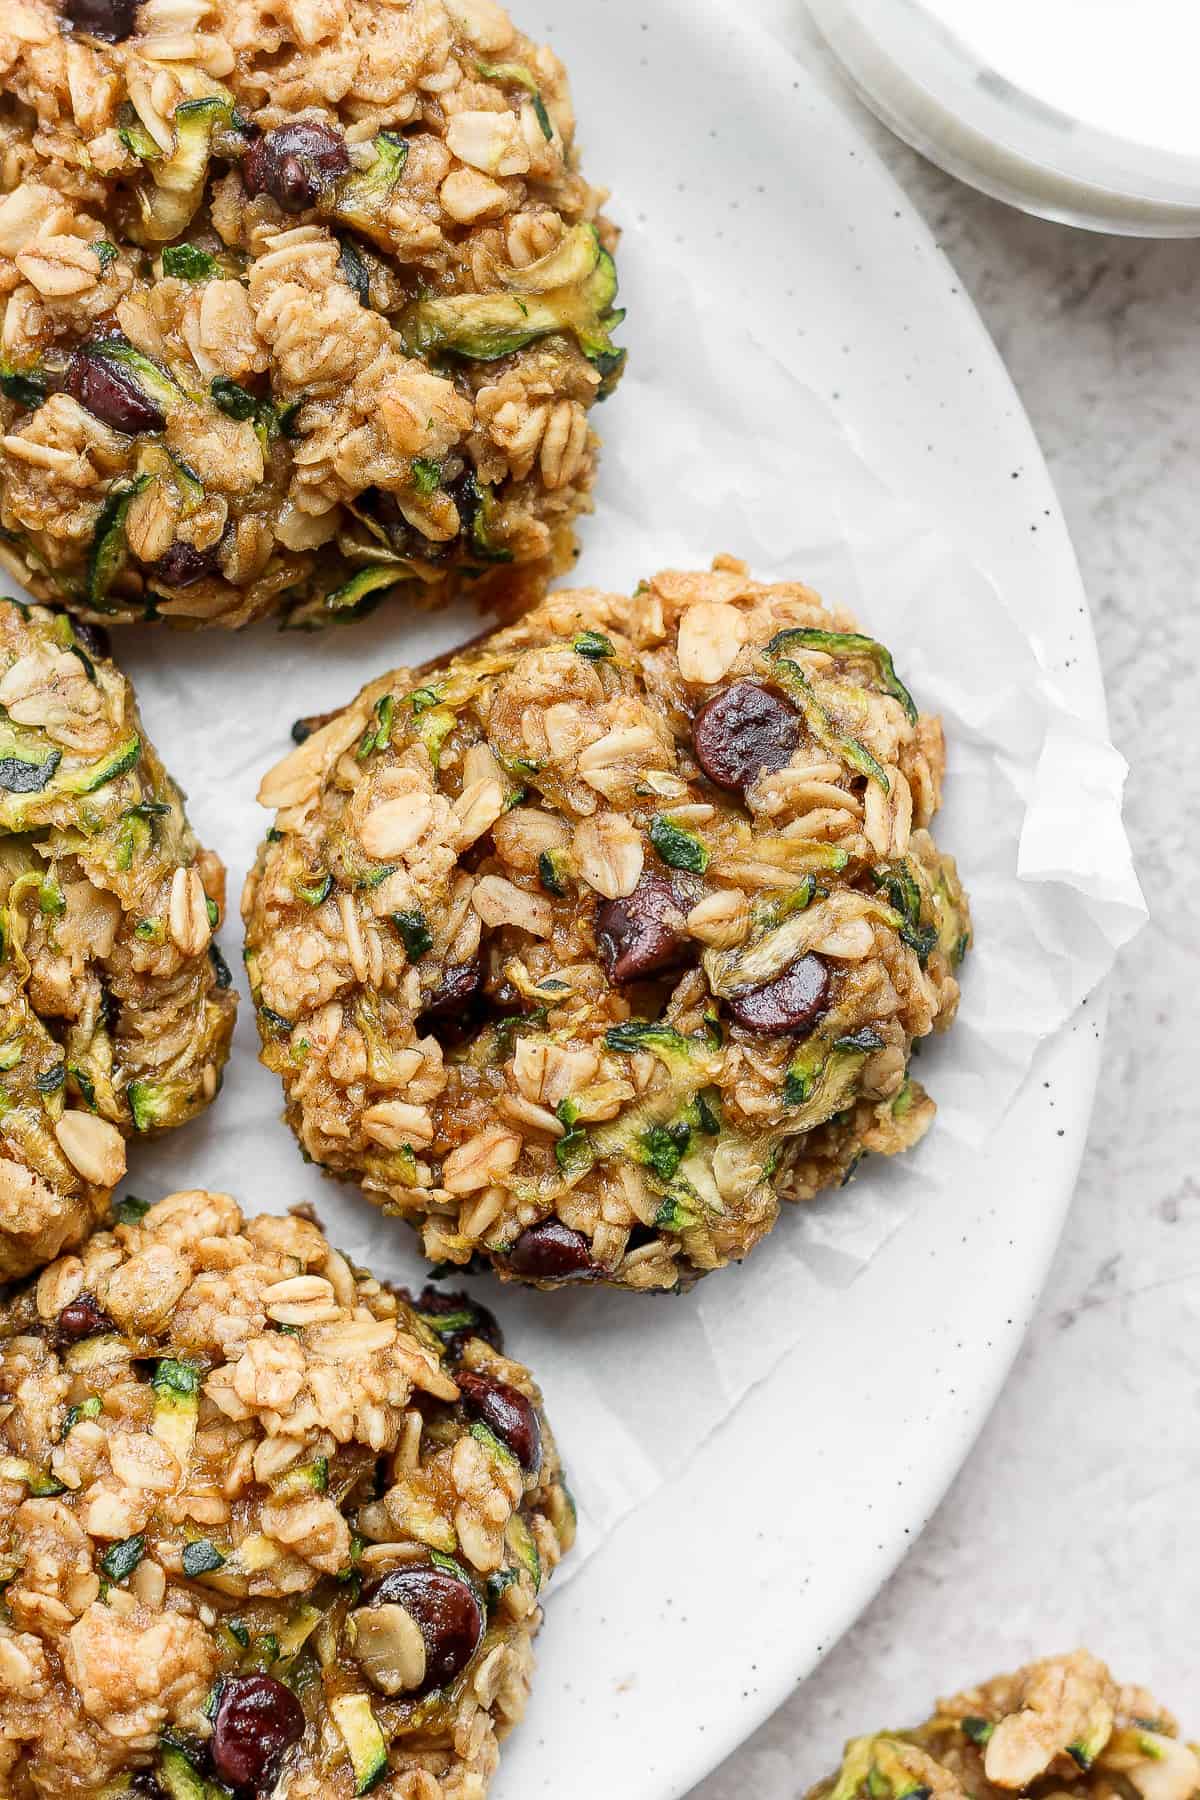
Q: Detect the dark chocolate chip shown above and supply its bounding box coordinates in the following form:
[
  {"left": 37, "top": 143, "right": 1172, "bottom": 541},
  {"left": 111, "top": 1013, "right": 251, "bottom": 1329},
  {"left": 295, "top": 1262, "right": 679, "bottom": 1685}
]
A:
[
  {"left": 71, "top": 619, "right": 111, "bottom": 661},
  {"left": 413, "top": 1285, "right": 503, "bottom": 1359},
  {"left": 692, "top": 681, "right": 801, "bottom": 793},
  {"left": 55, "top": 1291, "right": 113, "bottom": 1344},
  {"left": 62, "top": 0, "right": 137, "bottom": 40},
  {"left": 455, "top": 1370, "right": 542, "bottom": 1473},
  {"left": 147, "top": 539, "right": 221, "bottom": 588},
  {"left": 129, "top": 1776, "right": 167, "bottom": 1799},
  {"left": 506, "top": 1219, "right": 596, "bottom": 1283},
  {"left": 419, "top": 958, "right": 483, "bottom": 1020},
  {"left": 210, "top": 1675, "right": 305, "bottom": 1793},
  {"left": 595, "top": 872, "right": 695, "bottom": 985},
  {"left": 242, "top": 121, "right": 351, "bottom": 212},
  {"left": 365, "top": 1565, "right": 484, "bottom": 1694},
  {"left": 66, "top": 349, "right": 164, "bottom": 435},
  {"left": 723, "top": 953, "right": 831, "bottom": 1036}
]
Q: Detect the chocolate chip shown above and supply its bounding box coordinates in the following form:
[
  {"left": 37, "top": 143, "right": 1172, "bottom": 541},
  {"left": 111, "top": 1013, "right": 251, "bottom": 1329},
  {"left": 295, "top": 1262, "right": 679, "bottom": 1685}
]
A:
[
  {"left": 506, "top": 1219, "right": 596, "bottom": 1283},
  {"left": 210, "top": 1675, "right": 305, "bottom": 1792},
  {"left": 66, "top": 349, "right": 163, "bottom": 435},
  {"left": 692, "top": 681, "right": 801, "bottom": 793},
  {"left": 419, "top": 958, "right": 482, "bottom": 1020},
  {"left": 71, "top": 619, "right": 111, "bottom": 661},
  {"left": 595, "top": 872, "right": 695, "bottom": 985},
  {"left": 55, "top": 1292, "right": 113, "bottom": 1344},
  {"left": 723, "top": 953, "right": 831, "bottom": 1036},
  {"left": 413, "top": 1285, "right": 503, "bottom": 1360},
  {"left": 61, "top": 0, "right": 137, "bottom": 40},
  {"left": 242, "top": 121, "right": 351, "bottom": 212},
  {"left": 456, "top": 1370, "right": 542, "bottom": 1473},
  {"left": 365, "top": 1565, "right": 484, "bottom": 1694},
  {"left": 147, "top": 539, "right": 221, "bottom": 588}
]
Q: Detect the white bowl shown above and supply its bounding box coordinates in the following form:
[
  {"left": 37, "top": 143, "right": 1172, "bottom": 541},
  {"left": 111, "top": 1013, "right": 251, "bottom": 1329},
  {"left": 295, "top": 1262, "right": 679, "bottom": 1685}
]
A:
[{"left": 809, "top": 0, "right": 1200, "bottom": 235}]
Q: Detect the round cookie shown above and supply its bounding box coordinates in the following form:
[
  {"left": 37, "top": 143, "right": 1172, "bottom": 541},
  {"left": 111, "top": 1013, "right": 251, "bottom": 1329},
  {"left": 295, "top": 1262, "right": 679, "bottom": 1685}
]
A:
[
  {"left": 809, "top": 1650, "right": 1199, "bottom": 1800},
  {"left": 244, "top": 557, "right": 970, "bottom": 1292},
  {"left": 0, "top": 599, "right": 234, "bottom": 1282},
  {"left": 0, "top": 1191, "right": 574, "bottom": 1798},
  {"left": 0, "top": 0, "right": 623, "bottom": 628}
]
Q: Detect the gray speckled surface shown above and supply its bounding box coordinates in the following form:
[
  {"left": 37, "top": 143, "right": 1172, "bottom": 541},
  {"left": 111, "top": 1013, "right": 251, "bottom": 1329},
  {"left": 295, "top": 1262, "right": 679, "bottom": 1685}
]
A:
[{"left": 694, "top": 6, "right": 1200, "bottom": 1795}]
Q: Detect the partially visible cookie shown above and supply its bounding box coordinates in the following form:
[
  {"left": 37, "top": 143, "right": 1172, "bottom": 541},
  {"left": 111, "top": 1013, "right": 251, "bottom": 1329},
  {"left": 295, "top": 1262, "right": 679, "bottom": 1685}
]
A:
[
  {"left": 0, "top": 600, "right": 234, "bottom": 1281},
  {"left": 0, "top": 1192, "right": 574, "bottom": 1798},
  {"left": 0, "top": 0, "right": 623, "bottom": 627},
  {"left": 809, "top": 1650, "right": 1199, "bottom": 1800}
]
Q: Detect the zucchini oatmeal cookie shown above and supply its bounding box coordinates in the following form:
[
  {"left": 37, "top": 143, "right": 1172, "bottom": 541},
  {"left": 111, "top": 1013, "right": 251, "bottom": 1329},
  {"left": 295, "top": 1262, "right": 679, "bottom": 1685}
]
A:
[
  {"left": 0, "top": 598, "right": 234, "bottom": 1283},
  {"left": 0, "top": 1192, "right": 574, "bottom": 1798},
  {"left": 0, "top": 0, "right": 624, "bottom": 629},
  {"left": 810, "top": 1649, "right": 1200, "bottom": 1800},
  {"left": 243, "top": 557, "right": 970, "bottom": 1293}
]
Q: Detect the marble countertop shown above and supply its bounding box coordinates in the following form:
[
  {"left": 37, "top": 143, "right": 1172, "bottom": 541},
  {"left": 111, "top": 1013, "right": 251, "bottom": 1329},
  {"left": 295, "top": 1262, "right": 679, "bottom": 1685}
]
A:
[{"left": 695, "top": 8, "right": 1200, "bottom": 1795}]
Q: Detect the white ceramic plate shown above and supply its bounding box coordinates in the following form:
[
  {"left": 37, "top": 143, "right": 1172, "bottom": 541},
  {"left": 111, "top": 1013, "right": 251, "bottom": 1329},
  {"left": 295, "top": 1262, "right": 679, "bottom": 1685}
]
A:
[
  {"left": 489, "top": 2, "right": 1106, "bottom": 1795},
  {"left": 85, "top": 2, "right": 1106, "bottom": 1795}
]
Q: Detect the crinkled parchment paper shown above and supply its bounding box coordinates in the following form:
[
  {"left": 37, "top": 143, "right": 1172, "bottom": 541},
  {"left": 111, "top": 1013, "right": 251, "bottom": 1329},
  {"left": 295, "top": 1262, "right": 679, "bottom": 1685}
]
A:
[{"left": 24, "top": 223, "right": 1143, "bottom": 1582}]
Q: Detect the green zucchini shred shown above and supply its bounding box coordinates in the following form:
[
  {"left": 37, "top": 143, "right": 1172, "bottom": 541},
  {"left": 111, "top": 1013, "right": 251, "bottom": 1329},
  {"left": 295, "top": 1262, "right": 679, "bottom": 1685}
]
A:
[
  {"left": 62, "top": 1394, "right": 103, "bottom": 1436},
  {"left": 603, "top": 1021, "right": 699, "bottom": 1066},
  {"left": 357, "top": 693, "right": 395, "bottom": 760},
  {"left": 100, "top": 1534, "right": 145, "bottom": 1583},
  {"left": 555, "top": 1112, "right": 592, "bottom": 1177},
  {"left": 392, "top": 910, "right": 431, "bottom": 960},
  {"left": 71, "top": 734, "right": 141, "bottom": 794},
  {"left": 325, "top": 564, "right": 409, "bottom": 612},
  {"left": 0, "top": 362, "right": 47, "bottom": 409},
  {"left": 332, "top": 132, "right": 409, "bottom": 238},
  {"left": 454, "top": 471, "right": 513, "bottom": 565},
  {"left": 473, "top": 60, "right": 554, "bottom": 140},
  {"left": 272, "top": 1455, "right": 329, "bottom": 1497},
  {"left": 782, "top": 1026, "right": 885, "bottom": 1119},
  {"left": 0, "top": 742, "right": 61, "bottom": 794},
  {"left": 153, "top": 1358, "right": 201, "bottom": 1400},
  {"left": 411, "top": 457, "right": 442, "bottom": 495},
  {"left": 572, "top": 629, "right": 614, "bottom": 659},
  {"left": 330, "top": 1692, "right": 390, "bottom": 1794},
  {"left": 654, "top": 1193, "right": 699, "bottom": 1232},
  {"left": 181, "top": 1538, "right": 225, "bottom": 1577},
  {"left": 296, "top": 872, "right": 333, "bottom": 907},
  {"left": 765, "top": 626, "right": 918, "bottom": 724},
  {"left": 765, "top": 651, "right": 890, "bottom": 791},
  {"left": 117, "top": 104, "right": 161, "bottom": 161},
  {"left": 532, "top": 92, "right": 554, "bottom": 140},
  {"left": 337, "top": 234, "right": 372, "bottom": 305},
  {"left": 210, "top": 375, "right": 258, "bottom": 420},
  {"left": 648, "top": 813, "right": 709, "bottom": 874},
  {"left": 872, "top": 861, "right": 938, "bottom": 965},
  {"left": 87, "top": 477, "right": 152, "bottom": 610},
  {"left": 537, "top": 847, "right": 570, "bottom": 896},
  {"left": 136, "top": 95, "right": 241, "bottom": 244},
  {"left": 640, "top": 1120, "right": 690, "bottom": 1182},
  {"left": 161, "top": 243, "right": 218, "bottom": 281},
  {"left": 399, "top": 223, "right": 623, "bottom": 372}
]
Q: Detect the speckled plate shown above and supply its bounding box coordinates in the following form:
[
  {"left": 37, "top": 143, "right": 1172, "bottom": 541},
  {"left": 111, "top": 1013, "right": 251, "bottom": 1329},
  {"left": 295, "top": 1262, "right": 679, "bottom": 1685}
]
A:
[
  {"left": 492, "top": 2, "right": 1106, "bottom": 1795},
  {"left": 96, "top": 0, "right": 1109, "bottom": 1795}
]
